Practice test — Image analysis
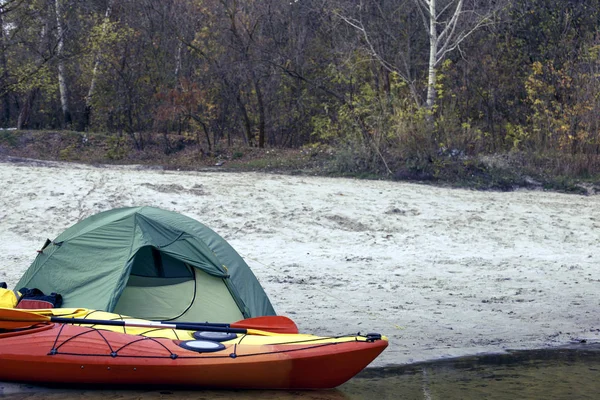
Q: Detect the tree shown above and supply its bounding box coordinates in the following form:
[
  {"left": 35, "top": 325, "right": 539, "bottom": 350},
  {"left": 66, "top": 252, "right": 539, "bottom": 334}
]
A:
[
  {"left": 11, "top": 0, "right": 57, "bottom": 130},
  {"left": 335, "top": 0, "right": 500, "bottom": 113},
  {"left": 0, "top": 5, "right": 12, "bottom": 126},
  {"left": 54, "top": 0, "right": 71, "bottom": 125},
  {"left": 83, "top": 0, "right": 113, "bottom": 130}
]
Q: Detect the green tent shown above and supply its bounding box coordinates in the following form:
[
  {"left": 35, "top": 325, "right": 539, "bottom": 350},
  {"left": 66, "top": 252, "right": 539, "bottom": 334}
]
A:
[{"left": 16, "top": 206, "right": 276, "bottom": 322}]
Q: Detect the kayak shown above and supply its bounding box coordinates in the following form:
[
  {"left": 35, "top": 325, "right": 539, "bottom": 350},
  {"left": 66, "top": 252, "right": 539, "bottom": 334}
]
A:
[{"left": 0, "top": 308, "right": 388, "bottom": 389}]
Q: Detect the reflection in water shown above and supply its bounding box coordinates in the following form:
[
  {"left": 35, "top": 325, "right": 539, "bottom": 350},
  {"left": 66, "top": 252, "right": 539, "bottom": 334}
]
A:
[
  {"left": 2, "top": 345, "right": 600, "bottom": 399},
  {"left": 0, "top": 384, "right": 351, "bottom": 400},
  {"left": 344, "top": 345, "right": 600, "bottom": 400}
]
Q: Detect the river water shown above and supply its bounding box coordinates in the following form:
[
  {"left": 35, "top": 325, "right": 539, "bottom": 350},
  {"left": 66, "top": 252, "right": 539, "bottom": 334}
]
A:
[{"left": 2, "top": 345, "right": 599, "bottom": 399}]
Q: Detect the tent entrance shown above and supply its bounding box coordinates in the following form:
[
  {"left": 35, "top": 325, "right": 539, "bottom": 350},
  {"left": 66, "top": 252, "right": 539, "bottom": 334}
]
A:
[{"left": 113, "top": 246, "right": 244, "bottom": 322}]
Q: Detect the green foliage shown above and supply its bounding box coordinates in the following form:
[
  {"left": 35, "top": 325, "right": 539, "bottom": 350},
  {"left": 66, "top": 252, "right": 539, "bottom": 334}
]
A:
[
  {"left": 106, "top": 135, "right": 129, "bottom": 160},
  {"left": 0, "top": 131, "right": 18, "bottom": 147},
  {"left": 504, "top": 123, "right": 529, "bottom": 150},
  {"left": 524, "top": 52, "right": 600, "bottom": 155},
  {"left": 12, "top": 64, "right": 58, "bottom": 95},
  {"left": 2, "top": 0, "right": 600, "bottom": 187},
  {"left": 59, "top": 144, "right": 78, "bottom": 161}
]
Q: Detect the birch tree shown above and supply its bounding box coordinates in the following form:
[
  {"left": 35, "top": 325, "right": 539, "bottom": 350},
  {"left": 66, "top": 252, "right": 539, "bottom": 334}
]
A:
[
  {"left": 419, "top": 0, "right": 495, "bottom": 111},
  {"left": 83, "top": 0, "right": 112, "bottom": 129},
  {"left": 0, "top": 8, "right": 10, "bottom": 126},
  {"left": 336, "top": 0, "right": 499, "bottom": 112},
  {"left": 54, "top": 0, "right": 71, "bottom": 125}
]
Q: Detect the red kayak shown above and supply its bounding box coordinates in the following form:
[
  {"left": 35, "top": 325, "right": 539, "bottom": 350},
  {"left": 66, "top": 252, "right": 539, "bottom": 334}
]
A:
[{"left": 0, "top": 323, "right": 388, "bottom": 389}]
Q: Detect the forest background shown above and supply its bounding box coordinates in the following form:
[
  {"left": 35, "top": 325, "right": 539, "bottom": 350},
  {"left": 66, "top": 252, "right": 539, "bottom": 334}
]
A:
[{"left": 1, "top": 0, "right": 600, "bottom": 193}]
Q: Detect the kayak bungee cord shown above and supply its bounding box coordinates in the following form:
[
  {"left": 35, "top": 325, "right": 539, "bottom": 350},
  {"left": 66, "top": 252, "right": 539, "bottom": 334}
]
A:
[
  {"left": 73, "top": 309, "right": 185, "bottom": 340},
  {"left": 45, "top": 323, "right": 378, "bottom": 360}
]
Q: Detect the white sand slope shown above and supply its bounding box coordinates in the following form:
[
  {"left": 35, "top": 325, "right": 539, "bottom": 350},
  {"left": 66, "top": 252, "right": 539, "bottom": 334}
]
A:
[{"left": 1, "top": 158, "right": 599, "bottom": 367}]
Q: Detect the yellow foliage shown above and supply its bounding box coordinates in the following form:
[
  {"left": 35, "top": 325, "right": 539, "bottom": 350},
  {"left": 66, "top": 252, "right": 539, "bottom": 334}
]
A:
[{"left": 505, "top": 123, "right": 529, "bottom": 150}]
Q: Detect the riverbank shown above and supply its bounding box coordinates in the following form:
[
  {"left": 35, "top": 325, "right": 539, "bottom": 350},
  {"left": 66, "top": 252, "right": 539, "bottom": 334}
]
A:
[{"left": 1, "top": 157, "right": 599, "bottom": 367}]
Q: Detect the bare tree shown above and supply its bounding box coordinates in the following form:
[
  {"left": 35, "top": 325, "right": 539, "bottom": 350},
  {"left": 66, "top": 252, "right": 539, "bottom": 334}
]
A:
[
  {"left": 418, "top": 0, "right": 496, "bottom": 110},
  {"left": 335, "top": 0, "right": 499, "bottom": 112}
]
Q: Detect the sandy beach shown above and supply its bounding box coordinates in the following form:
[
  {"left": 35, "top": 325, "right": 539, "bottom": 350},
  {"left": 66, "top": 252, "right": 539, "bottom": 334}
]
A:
[{"left": 1, "top": 157, "right": 599, "bottom": 368}]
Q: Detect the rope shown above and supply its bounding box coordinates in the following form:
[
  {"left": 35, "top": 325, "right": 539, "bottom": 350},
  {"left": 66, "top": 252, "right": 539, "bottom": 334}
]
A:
[
  {"left": 46, "top": 324, "right": 377, "bottom": 360},
  {"left": 51, "top": 326, "right": 116, "bottom": 355},
  {"left": 79, "top": 310, "right": 182, "bottom": 338},
  {"left": 50, "top": 340, "right": 354, "bottom": 360}
]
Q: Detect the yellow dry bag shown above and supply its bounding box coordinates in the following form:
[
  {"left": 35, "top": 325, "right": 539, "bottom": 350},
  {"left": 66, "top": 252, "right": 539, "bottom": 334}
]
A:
[{"left": 0, "top": 288, "right": 18, "bottom": 308}]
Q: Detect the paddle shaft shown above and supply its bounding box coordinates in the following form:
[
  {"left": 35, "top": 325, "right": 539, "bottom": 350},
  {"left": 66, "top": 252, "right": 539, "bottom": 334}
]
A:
[
  {"left": 49, "top": 316, "right": 249, "bottom": 334},
  {"left": 0, "top": 308, "right": 295, "bottom": 334},
  {"left": 24, "top": 310, "right": 297, "bottom": 333}
]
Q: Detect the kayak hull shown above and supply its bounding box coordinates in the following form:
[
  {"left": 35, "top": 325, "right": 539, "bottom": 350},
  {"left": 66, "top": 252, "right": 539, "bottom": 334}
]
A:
[{"left": 0, "top": 324, "right": 387, "bottom": 389}]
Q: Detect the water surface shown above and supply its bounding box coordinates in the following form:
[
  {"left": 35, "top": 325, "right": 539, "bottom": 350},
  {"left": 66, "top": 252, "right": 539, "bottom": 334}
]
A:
[{"left": 2, "top": 345, "right": 599, "bottom": 399}]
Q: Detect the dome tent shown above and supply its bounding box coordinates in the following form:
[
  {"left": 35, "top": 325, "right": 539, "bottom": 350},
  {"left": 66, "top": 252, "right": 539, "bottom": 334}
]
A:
[{"left": 16, "top": 206, "right": 276, "bottom": 322}]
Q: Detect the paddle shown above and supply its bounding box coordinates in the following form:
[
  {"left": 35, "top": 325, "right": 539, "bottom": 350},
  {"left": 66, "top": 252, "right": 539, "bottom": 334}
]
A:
[
  {"left": 147, "top": 315, "right": 298, "bottom": 334},
  {"left": 229, "top": 315, "right": 298, "bottom": 334},
  {"left": 8, "top": 308, "right": 298, "bottom": 334},
  {"left": 0, "top": 308, "right": 283, "bottom": 336}
]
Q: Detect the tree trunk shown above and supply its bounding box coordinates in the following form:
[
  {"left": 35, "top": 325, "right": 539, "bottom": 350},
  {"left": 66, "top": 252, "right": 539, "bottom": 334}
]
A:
[
  {"left": 0, "top": 12, "right": 10, "bottom": 127},
  {"left": 17, "top": 6, "right": 50, "bottom": 130},
  {"left": 17, "top": 89, "right": 38, "bottom": 129},
  {"left": 254, "top": 77, "right": 266, "bottom": 148},
  {"left": 174, "top": 41, "right": 182, "bottom": 79},
  {"left": 190, "top": 114, "right": 212, "bottom": 152},
  {"left": 55, "top": 0, "right": 71, "bottom": 126},
  {"left": 236, "top": 91, "right": 254, "bottom": 146},
  {"left": 425, "top": 0, "right": 437, "bottom": 111},
  {"left": 84, "top": 1, "right": 113, "bottom": 130}
]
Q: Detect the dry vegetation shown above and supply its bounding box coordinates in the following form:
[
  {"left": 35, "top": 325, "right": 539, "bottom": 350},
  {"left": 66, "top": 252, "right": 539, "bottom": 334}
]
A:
[{"left": 1, "top": 130, "right": 599, "bottom": 195}]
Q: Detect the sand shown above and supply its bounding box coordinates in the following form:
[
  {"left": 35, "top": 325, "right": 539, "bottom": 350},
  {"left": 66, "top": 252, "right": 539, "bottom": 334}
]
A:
[{"left": 1, "top": 157, "right": 599, "bottom": 368}]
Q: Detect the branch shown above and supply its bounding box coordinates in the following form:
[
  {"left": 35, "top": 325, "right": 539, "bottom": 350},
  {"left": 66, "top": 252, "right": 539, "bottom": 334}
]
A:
[
  {"left": 333, "top": 11, "right": 363, "bottom": 32},
  {"left": 269, "top": 60, "right": 347, "bottom": 103},
  {"left": 438, "top": 0, "right": 460, "bottom": 19},
  {"left": 335, "top": 7, "right": 423, "bottom": 106},
  {"left": 0, "top": 0, "right": 25, "bottom": 15},
  {"left": 0, "top": 56, "right": 52, "bottom": 97},
  {"left": 177, "top": 34, "right": 209, "bottom": 60},
  {"left": 334, "top": 11, "right": 408, "bottom": 80},
  {"left": 436, "top": 12, "right": 493, "bottom": 64},
  {"left": 414, "top": 0, "right": 431, "bottom": 33},
  {"left": 416, "top": 0, "right": 431, "bottom": 12},
  {"left": 437, "top": 0, "right": 463, "bottom": 44}
]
